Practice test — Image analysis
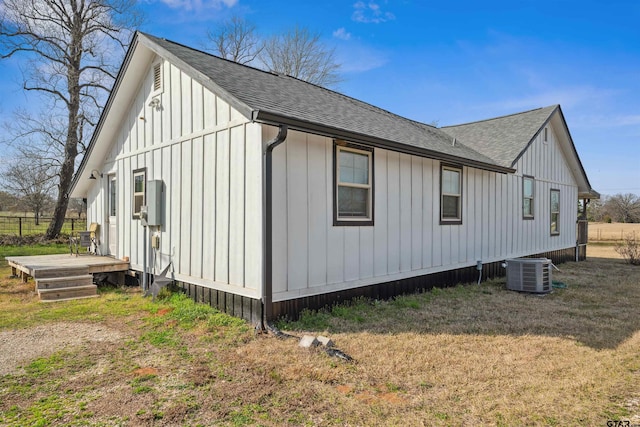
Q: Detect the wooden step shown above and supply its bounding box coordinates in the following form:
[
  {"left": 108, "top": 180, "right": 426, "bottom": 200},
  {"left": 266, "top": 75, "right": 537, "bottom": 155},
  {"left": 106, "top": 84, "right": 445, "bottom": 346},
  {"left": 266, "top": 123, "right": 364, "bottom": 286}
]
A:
[
  {"left": 33, "top": 266, "right": 90, "bottom": 279},
  {"left": 36, "top": 274, "right": 94, "bottom": 290},
  {"left": 38, "top": 284, "right": 98, "bottom": 301}
]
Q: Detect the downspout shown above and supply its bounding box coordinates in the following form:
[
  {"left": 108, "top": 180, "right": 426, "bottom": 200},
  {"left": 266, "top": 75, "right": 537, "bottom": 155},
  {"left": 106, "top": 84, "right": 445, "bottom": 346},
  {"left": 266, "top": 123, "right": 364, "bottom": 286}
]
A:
[{"left": 262, "top": 125, "right": 288, "bottom": 328}]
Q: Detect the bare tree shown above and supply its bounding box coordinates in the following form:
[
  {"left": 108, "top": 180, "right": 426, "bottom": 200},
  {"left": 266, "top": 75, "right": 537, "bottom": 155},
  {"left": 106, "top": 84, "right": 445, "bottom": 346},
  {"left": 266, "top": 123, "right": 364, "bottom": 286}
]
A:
[
  {"left": 0, "top": 190, "right": 20, "bottom": 212},
  {"left": 260, "top": 26, "right": 341, "bottom": 87},
  {"left": 2, "top": 160, "right": 55, "bottom": 225},
  {"left": 0, "top": 0, "right": 141, "bottom": 238},
  {"left": 205, "top": 15, "right": 263, "bottom": 64},
  {"left": 67, "top": 197, "right": 86, "bottom": 218},
  {"left": 204, "top": 19, "right": 342, "bottom": 87},
  {"left": 606, "top": 193, "right": 640, "bottom": 223}
]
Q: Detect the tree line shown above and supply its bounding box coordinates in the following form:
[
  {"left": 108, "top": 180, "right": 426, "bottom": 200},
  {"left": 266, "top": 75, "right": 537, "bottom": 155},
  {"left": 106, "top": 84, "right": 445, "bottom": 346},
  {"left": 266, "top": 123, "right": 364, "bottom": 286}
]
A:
[{"left": 587, "top": 193, "right": 640, "bottom": 223}]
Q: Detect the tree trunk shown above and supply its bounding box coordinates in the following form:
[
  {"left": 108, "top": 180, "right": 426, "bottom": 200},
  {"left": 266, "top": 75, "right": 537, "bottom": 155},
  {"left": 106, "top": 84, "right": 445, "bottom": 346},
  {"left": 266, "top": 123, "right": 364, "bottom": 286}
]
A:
[
  {"left": 45, "top": 115, "right": 78, "bottom": 238},
  {"left": 45, "top": 26, "right": 81, "bottom": 239}
]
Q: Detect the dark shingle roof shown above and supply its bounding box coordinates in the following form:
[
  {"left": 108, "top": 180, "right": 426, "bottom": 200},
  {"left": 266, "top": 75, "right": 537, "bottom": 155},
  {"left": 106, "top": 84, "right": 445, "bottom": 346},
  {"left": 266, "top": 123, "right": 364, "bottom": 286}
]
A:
[
  {"left": 441, "top": 105, "right": 558, "bottom": 168},
  {"left": 140, "top": 33, "right": 509, "bottom": 172}
]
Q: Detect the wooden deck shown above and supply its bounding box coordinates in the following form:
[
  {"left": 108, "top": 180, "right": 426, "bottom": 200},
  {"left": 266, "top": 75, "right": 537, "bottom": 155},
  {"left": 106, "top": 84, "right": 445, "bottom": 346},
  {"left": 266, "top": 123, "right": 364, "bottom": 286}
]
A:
[
  {"left": 6, "top": 254, "right": 130, "bottom": 301},
  {"left": 7, "top": 254, "right": 129, "bottom": 279}
]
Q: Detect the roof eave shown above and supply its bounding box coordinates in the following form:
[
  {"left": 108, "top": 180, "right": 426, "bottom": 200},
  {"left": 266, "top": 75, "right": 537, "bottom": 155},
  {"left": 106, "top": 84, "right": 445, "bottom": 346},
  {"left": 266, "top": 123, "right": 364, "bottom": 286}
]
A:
[
  {"left": 579, "top": 189, "right": 601, "bottom": 200},
  {"left": 553, "top": 105, "right": 599, "bottom": 198},
  {"left": 253, "top": 111, "right": 515, "bottom": 174}
]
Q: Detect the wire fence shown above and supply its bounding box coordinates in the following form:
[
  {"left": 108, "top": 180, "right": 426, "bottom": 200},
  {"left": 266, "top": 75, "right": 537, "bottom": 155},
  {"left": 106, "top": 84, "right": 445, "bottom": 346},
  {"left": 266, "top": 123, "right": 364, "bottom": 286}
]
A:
[
  {"left": 0, "top": 215, "right": 86, "bottom": 236},
  {"left": 588, "top": 227, "right": 639, "bottom": 242}
]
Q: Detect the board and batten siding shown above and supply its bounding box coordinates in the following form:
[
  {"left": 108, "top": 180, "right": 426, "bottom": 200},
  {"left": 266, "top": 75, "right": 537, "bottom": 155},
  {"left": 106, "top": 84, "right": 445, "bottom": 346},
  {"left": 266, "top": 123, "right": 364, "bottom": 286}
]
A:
[
  {"left": 269, "top": 124, "right": 579, "bottom": 302},
  {"left": 87, "top": 58, "right": 263, "bottom": 299}
]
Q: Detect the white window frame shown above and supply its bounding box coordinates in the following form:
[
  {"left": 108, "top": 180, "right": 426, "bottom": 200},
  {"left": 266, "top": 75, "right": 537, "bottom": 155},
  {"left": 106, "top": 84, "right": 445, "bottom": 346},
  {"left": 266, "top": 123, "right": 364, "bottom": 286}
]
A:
[
  {"left": 334, "top": 143, "right": 374, "bottom": 226},
  {"left": 523, "top": 176, "right": 535, "bottom": 219},
  {"left": 550, "top": 189, "right": 560, "bottom": 235},
  {"left": 132, "top": 168, "right": 146, "bottom": 219},
  {"left": 440, "top": 164, "right": 462, "bottom": 224},
  {"left": 109, "top": 174, "right": 117, "bottom": 218}
]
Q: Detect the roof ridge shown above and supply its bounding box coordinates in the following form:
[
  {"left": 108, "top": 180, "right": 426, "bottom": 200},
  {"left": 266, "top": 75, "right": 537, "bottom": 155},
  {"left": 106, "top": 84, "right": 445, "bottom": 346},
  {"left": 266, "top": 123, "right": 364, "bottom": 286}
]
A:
[
  {"left": 139, "top": 32, "right": 440, "bottom": 132},
  {"left": 441, "top": 104, "right": 558, "bottom": 128},
  {"left": 140, "top": 31, "right": 291, "bottom": 80}
]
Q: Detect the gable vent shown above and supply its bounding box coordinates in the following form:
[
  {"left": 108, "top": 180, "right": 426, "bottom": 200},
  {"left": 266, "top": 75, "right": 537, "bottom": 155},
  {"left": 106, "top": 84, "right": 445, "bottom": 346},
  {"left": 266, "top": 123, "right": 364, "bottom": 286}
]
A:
[
  {"left": 506, "top": 258, "right": 552, "bottom": 293},
  {"left": 153, "top": 63, "right": 162, "bottom": 92}
]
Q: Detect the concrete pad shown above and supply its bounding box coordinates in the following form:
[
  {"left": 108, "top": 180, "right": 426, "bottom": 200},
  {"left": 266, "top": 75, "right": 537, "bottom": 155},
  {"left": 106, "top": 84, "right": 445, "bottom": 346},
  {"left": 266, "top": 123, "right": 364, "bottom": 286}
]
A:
[
  {"left": 299, "top": 335, "right": 319, "bottom": 348},
  {"left": 317, "top": 336, "right": 334, "bottom": 348}
]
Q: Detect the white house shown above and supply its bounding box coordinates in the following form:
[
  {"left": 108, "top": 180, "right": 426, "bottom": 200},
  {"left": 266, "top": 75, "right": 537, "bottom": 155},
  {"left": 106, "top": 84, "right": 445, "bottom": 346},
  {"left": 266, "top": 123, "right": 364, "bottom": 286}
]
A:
[{"left": 70, "top": 32, "right": 599, "bottom": 323}]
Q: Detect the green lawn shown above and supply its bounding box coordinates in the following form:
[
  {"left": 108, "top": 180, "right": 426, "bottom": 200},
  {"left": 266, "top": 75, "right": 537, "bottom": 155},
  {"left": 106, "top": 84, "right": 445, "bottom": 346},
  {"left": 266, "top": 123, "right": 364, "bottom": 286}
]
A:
[{"left": 0, "top": 243, "right": 69, "bottom": 265}]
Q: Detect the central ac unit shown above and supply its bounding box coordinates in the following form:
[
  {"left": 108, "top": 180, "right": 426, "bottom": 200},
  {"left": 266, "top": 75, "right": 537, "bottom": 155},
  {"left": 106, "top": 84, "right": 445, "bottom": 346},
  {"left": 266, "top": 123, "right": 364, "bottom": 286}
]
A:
[{"left": 505, "top": 258, "right": 552, "bottom": 293}]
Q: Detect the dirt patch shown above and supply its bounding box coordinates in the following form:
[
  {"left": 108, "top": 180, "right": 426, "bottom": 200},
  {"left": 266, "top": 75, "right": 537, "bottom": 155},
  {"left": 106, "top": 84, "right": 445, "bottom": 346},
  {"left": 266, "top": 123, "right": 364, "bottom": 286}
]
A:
[
  {"left": 156, "top": 307, "right": 173, "bottom": 316},
  {"left": 0, "top": 322, "right": 123, "bottom": 375},
  {"left": 132, "top": 366, "right": 159, "bottom": 377}
]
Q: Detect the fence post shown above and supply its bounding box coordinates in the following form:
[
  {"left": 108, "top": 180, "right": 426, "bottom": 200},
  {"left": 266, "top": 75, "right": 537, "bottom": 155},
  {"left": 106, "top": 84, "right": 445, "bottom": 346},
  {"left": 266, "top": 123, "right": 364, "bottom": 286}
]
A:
[
  {"left": 18, "top": 217, "right": 22, "bottom": 237},
  {"left": 71, "top": 218, "right": 75, "bottom": 231}
]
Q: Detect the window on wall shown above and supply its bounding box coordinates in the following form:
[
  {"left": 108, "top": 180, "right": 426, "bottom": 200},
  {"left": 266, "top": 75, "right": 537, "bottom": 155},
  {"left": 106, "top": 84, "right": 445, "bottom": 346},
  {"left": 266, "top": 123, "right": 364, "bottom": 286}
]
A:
[
  {"left": 109, "top": 175, "right": 117, "bottom": 217},
  {"left": 132, "top": 168, "right": 146, "bottom": 219},
  {"left": 550, "top": 189, "right": 560, "bottom": 235},
  {"left": 334, "top": 142, "right": 374, "bottom": 226},
  {"left": 523, "top": 176, "right": 534, "bottom": 219},
  {"left": 440, "top": 165, "right": 462, "bottom": 224}
]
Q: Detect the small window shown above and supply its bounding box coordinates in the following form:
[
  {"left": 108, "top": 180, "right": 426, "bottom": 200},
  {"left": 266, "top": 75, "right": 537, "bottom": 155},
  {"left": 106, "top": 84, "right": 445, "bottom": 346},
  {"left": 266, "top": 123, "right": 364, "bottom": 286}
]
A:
[
  {"left": 544, "top": 127, "right": 548, "bottom": 142},
  {"left": 334, "top": 142, "right": 374, "bottom": 226},
  {"left": 440, "top": 164, "right": 462, "bottom": 224},
  {"left": 152, "top": 62, "right": 163, "bottom": 93},
  {"left": 550, "top": 189, "right": 560, "bottom": 235},
  {"left": 109, "top": 175, "right": 117, "bottom": 217},
  {"left": 523, "top": 176, "right": 534, "bottom": 219},
  {"left": 133, "top": 168, "right": 146, "bottom": 219}
]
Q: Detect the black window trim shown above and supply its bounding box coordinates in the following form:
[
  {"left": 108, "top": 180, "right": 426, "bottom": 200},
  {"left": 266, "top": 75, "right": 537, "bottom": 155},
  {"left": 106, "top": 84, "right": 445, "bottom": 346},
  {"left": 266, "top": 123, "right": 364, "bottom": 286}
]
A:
[
  {"left": 132, "top": 167, "right": 147, "bottom": 220},
  {"left": 439, "top": 163, "right": 463, "bottom": 225},
  {"left": 523, "top": 175, "right": 535, "bottom": 220},
  {"left": 550, "top": 188, "right": 560, "bottom": 236},
  {"left": 333, "top": 140, "right": 374, "bottom": 227}
]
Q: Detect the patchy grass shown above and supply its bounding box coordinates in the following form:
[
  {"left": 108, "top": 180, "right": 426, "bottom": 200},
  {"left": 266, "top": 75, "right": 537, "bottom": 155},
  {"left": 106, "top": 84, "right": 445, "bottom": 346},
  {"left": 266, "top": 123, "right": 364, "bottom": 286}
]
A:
[{"left": 0, "top": 246, "right": 639, "bottom": 426}]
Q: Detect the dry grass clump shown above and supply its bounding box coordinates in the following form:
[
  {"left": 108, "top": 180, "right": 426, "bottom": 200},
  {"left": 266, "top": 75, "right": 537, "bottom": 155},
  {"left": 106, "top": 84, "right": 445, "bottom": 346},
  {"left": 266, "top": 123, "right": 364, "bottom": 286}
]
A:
[{"left": 615, "top": 232, "right": 640, "bottom": 265}]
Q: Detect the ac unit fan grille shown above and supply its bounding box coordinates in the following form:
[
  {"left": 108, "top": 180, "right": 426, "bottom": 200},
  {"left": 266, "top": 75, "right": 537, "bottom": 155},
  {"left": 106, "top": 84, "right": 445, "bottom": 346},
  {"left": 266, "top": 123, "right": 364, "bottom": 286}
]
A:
[{"left": 505, "top": 258, "right": 552, "bottom": 293}]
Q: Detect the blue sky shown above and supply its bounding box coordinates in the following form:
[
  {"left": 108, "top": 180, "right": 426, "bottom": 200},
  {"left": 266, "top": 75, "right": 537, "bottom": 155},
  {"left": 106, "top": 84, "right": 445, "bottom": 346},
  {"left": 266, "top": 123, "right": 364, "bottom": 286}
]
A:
[{"left": 2, "top": 0, "right": 639, "bottom": 196}]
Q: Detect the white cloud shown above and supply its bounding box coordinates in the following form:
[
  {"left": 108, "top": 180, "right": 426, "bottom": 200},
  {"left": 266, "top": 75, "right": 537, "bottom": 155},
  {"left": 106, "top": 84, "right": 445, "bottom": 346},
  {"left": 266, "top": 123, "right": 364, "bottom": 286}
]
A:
[
  {"left": 335, "top": 42, "right": 388, "bottom": 73},
  {"left": 156, "top": 0, "right": 237, "bottom": 11},
  {"left": 352, "top": 1, "right": 395, "bottom": 23},
  {"left": 333, "top": 27, "right": 351, "bottom": 40}
]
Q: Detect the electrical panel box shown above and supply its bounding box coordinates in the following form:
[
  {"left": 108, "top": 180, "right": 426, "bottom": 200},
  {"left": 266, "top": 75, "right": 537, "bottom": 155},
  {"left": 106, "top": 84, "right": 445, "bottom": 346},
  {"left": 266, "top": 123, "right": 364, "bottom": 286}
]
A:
[{"left": 146, "top": 180, "right": 163, "bottom": 226}]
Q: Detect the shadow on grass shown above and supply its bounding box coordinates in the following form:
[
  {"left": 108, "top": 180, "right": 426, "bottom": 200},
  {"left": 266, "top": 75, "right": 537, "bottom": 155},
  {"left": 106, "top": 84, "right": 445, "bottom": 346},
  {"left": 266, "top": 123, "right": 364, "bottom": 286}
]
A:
[{"left": 280, "top": 256, "right": 640, "bottom": 350}]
